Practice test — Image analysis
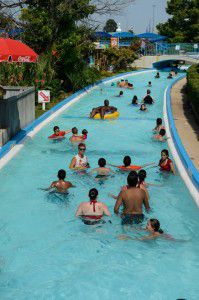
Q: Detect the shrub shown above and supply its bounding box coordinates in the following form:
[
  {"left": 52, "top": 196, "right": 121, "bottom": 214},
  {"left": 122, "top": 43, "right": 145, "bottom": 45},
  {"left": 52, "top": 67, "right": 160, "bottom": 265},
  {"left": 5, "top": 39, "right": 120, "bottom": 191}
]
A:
[
  {"left": 187, "top": 64, "right": 199, "bottom": 122},
  {"left": 102, "top": 47, "right": 137, "bottom": 71}
]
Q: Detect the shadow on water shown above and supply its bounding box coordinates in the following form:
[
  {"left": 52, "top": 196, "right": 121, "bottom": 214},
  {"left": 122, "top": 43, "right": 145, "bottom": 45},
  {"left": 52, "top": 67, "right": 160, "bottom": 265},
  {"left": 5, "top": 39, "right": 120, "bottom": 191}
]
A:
[{"left": 46, "top": 191, "right": 72, "bottom": 207}]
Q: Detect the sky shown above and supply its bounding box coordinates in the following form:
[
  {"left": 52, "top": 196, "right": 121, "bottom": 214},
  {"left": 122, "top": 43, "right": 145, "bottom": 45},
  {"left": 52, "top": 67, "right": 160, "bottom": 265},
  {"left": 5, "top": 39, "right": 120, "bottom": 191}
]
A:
[{"left": 95, "top": 0, "right": 169, "bottom": 34}]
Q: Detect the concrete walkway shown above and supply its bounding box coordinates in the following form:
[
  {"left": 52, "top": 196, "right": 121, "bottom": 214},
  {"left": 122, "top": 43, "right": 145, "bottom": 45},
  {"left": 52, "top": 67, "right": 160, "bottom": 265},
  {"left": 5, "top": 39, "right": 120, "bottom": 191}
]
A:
[{"left": 171, "top": 77, "right": 199, "bottom": 170}]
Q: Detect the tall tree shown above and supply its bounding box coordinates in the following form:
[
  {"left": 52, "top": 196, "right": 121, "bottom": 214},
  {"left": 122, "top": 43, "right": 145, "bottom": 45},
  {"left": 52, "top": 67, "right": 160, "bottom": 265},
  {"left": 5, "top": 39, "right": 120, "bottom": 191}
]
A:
[
  {"left": 157, "top": 0, "right": 199, "bottom": 42},
  {"left": 103, "top": 19, "right": 117, "bottom": 32}
]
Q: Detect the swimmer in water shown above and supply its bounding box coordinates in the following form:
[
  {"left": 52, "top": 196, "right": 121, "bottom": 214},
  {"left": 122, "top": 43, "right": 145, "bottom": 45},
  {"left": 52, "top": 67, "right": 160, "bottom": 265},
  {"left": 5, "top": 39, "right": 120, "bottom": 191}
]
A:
[
  {"left": 155, "top": 72, "right": 160, "bottom": 78},
  {"left": 42, "top": 169, "right": 73, "bottom": 193},
  {"left": 148, "top": 81, "right": 152, "bottom": 87},
  {"left": 89, "top": 158, "right": 115, "bottom": 180},
  {"left": 119, "top": 219, "right": 173, "bottom": 240},
  {"left": 153, "top": 118, "right": 165, "bottom": 133},
  {"left": 115, "top": 91, "right": 124, "bottom": 97},
  {"left": 167, "top": 72, "right": 173, "bottom": 79},
  {"left": 75, "top": 188, "right": 111, "bottom": 225},
  {"left": 109, "top": 156, "right": 155, "bottom": 172},
  {"left": 117, "top": 79, "right": 125, "bottom": 87},
  {"left": 139, "top": 104, "right": 147, "bottom": 111},
  {"left": 143, "top": 89, "right": 155, "bottom": 104},
  {"left": 158, "top": 149, "right": 176, "bottom": 174},
  {"left": 81, "top": 129, "right": 88, "bottom": 140},
  {"left": 132, "top": 95, "right": 138, "bottom": 105},
  {"left": 153, "top": 128, "right": 168, "bottom": 142},
  {"left": 70, "top": 127, "right": 85, "bottom": 143},
  {"left": 69, "top": 143, "right": 90, "bottom": 171},
  {"left": 48, "top": 126, "right": 71, "bottom": 139},
  {"left": 114, "top": 171, "right": 150, "bottom": 225}
]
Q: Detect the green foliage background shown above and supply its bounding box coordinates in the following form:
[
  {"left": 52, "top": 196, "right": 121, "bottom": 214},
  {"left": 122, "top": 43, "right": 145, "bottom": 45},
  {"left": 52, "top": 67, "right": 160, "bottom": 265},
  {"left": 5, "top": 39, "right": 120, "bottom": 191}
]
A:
[
  {"left": 157, "top": 0, "right": 199, "bottom": 42},
  {"left": 187, "top": 64, "right": 199, "bottom": 122}
]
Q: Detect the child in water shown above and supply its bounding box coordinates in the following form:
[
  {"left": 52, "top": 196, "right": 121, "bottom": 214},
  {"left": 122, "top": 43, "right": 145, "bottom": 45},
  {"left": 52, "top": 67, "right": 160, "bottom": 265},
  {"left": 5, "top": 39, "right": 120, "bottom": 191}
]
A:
[
  {"left": 158, "top": 149, "right": 176, "bottom": 174},
  {"left": 139, "top": 104, "right": 147, "bottom": 111},
  {"left": 148, "top": 81, "right": 152, "bottom": 87},
  {"left": 155, "top": 72, "right": 160, "bottom": 78},
  {"left": 81, "top": 129, "right": 88, "bottom": 140},
  {"left": 115, "top": 91, "right": 124, "bottom": 97},
  {"left": 153, "top": 128, "right": 167, "bottom": 142},
  {"left": 132, "top": 95, "right": 138, "bottom": 105},
  {"left": 89, "top": 158, "right": 115, "bottom": 180},
  {"left": 153, "top": 118, "right": 165, "bottom": 133},
  {"left": 119, "top": 219, "right": 174, "bottom": 241}
]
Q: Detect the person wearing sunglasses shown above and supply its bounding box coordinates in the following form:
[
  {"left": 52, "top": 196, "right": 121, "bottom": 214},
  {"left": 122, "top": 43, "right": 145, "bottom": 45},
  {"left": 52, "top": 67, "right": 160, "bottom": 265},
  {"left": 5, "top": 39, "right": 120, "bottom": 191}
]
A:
[{"left": 69, "top": 143, "right": 90, "bottom": 170}]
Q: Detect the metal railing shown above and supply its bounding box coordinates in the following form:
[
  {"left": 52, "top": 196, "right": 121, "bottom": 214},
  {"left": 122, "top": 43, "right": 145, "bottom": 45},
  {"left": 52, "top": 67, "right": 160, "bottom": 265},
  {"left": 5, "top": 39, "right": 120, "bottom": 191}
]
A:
[{"left": 144, "top": 43, "right": 199, "bottom": 56}]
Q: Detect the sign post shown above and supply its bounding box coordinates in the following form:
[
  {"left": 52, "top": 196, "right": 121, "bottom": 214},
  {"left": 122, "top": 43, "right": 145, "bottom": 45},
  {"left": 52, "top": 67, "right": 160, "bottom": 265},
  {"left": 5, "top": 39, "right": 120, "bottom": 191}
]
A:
[{"left": 38, "top": 90, "right": 50, "bottom": 110}]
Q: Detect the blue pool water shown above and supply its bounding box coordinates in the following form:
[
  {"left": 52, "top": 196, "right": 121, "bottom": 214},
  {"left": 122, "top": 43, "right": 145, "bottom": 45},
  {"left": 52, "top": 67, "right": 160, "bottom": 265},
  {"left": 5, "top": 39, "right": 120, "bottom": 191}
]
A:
[{"left": 0, "top": 70, "right": 199, "bottom": 300}]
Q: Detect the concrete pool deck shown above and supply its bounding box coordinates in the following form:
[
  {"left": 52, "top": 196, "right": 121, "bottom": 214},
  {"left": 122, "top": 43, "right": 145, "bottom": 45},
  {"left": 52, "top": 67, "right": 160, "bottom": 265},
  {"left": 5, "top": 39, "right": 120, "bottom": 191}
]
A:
[{"left": 171, "top": 77, "right": 199, "bottom": 171}]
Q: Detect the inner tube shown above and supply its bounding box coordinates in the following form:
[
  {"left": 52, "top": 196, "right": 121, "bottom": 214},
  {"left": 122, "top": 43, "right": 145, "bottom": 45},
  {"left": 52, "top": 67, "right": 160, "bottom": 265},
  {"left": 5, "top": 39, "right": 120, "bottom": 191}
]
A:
[{"left": 94, "top": 111, "right": 119, "bottom": 120}]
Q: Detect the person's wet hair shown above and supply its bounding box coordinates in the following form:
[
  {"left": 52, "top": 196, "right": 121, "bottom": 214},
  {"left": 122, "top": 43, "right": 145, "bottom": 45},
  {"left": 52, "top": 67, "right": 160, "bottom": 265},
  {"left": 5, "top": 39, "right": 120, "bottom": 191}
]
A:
[
  {"left": 156, "top": 118, "right": 162, "bottom": 125},
  {"left": 53, "top": 126, "right": 59, "bottom": 132},
  {"left": 78, "top": 143, "right": 86, "bottom": 149},
  {"left": 89, "top": 188, "right": 98, "bottom": 200},
  {"left": 82, "top": 129, "right": 88, "bottom": 135},
  {"left": 138, "top": 169, "right": 147, "bottom": 183},
  {"left": 132, "top": 95, "right": 138, "bottom": 104},
  {"left": 58, "top": 169, "right": 66, "bottom": 180},
  {"left": 150, "top": 219, "right": 164, "bottom": 234},
  {"left": 147, "top": 89, "right": 151, "bottom": 94},
  {"left": 159, "top": 129, "right": 166, "bottom": 136},
  {"left": 72, "top": 127, "right": 78, "bottom": 134},
  {"left": 121, "top": 79, "right": 124, "bottom": 82},
  {"left": 123, "top": 156, "right": 131, "bottom": 167},
  {"left": 119, "top": 91, "right": 123, "bottom": 96},
  {"left": 148, "top": 81, "right": 152, "bottom": 85},
  {"left": 127, "top": 171, "right": 138, "bottom": 187},
  {"left": 104, "top": 99, "right": 109, "bottom": 106},
  {"left": 161, "top": 149, "right": 169, "bottom": 157},
  {"left": 128, "top": 83, "right": 133, "bottom": 87},
  {"left": 98, "top": 158, "right": 106, "bottom": 167}
]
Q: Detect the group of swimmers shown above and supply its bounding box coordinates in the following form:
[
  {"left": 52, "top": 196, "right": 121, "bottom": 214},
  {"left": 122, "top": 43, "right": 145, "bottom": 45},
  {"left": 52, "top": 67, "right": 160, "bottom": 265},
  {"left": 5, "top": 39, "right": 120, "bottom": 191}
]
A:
[{"left": 46, "top": 107, "right": 176, "bottom": 240}]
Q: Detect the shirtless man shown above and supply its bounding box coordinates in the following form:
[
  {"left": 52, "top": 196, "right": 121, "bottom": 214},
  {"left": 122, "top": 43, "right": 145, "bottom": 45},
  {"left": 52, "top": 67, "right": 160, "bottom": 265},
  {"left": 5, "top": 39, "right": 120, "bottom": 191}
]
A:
[
  {"left": 89, "top": 100, "right": 117, "bottom": 119},
  {"left": 69, "top": 143, "right": 90, "bottom": 171},
  {"left": 76, "top": 188, "right": 111, "bottom": 225},
  {"left": 44, "top": 169, "right": 73, "bottom": 193},
  {"left": 114, "top": 171, "right": 150, "bottom": 225}
]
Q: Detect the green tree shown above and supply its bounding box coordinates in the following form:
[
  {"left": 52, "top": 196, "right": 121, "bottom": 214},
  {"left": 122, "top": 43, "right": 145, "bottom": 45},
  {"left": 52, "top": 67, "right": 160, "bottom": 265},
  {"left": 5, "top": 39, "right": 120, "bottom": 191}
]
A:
[
  {"left": 19, "top": 0, "right": 99, "bottom": 91},
  {"left": 157, "top": 0, "right": 199, "bottom": 42},
  {"left": 102, "top": 47, "right": 137, "bottom": 71},
  {"left": 103, "top": 19, "right": 117, "bottom": 32}
]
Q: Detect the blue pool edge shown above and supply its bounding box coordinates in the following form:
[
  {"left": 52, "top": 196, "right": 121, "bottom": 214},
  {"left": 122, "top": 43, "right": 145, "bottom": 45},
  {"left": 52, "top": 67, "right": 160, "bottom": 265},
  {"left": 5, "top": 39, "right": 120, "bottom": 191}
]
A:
[{"left": 164, "top": 74, "right": 199, "bottom": 202}]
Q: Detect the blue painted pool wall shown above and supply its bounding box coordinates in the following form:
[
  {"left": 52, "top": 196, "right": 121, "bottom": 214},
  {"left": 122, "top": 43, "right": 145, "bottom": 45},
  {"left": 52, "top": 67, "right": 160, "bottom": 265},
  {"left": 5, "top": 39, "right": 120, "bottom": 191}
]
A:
[{"left": 166, "top": 75, "right": 199, "bottom": 190}]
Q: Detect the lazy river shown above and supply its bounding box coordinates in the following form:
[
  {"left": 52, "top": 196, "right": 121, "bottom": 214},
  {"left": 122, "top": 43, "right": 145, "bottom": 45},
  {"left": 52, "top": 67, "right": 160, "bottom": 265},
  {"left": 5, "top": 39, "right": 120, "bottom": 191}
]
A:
[{"left": 0, "top": 69, "right": 199, "bottom": 300}]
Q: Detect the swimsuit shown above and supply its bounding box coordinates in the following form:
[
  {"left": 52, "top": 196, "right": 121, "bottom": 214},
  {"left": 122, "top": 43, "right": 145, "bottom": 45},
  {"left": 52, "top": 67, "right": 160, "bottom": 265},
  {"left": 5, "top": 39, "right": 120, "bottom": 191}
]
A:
[
  {"left": 159, "top": 158, "right": 172, "bottom": 172},
  {"left": 81, "top": 200, "right": 103, "bottom": 225},
  {"left": 48, "top": 131, "right": 65, "bottom": 139},
  {"left": 74, "top": 154, "right": 88, "bottom": 168},
  {"left": 82, "top": 134, "right": 87, "bottom": 140},
  {"left": 121, "top": 214, "right": 144, "bottom": 225}
]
